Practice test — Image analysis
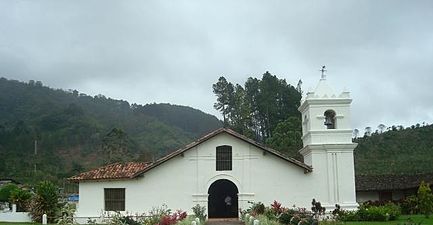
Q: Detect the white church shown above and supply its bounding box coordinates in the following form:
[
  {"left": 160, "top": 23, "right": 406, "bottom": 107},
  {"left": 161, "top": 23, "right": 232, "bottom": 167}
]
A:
[{"left": 69, "top": 74, "right": 358, "bottom": 221}]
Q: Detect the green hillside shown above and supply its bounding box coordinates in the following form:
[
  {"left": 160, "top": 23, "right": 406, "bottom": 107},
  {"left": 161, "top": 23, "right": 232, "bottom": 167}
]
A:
[
  {"left": 354, "top": 124, "right": 433, "bottom": 175},
  {"left": 1, "top": 76, "right": 432, "bottom": 184},
  {"left": 0, "top": 77, "right": 221, "bottom": 184}
]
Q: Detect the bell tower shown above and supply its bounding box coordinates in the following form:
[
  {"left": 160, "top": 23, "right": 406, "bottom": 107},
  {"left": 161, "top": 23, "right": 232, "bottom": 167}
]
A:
[{"left": 298, "top": 66, "right": 358, "bottom": 210}]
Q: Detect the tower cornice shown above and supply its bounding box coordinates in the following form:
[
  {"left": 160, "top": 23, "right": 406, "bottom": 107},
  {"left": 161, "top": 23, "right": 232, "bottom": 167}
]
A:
[{"left": 299, "top": 98, "right": 352, "bottom": 112}]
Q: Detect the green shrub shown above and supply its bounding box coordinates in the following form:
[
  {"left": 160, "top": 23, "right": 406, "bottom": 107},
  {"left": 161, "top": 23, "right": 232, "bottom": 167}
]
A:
[
  {"left": 264, "top": 207, "right": 277, "bottom": 221},
  {"left": 358, "top": 205, "right": 388, "bottom": 221},
  {"left": 29, "top": 181, "right": 60, "bottom": 223},
  {"left": 252, "top": 202, "right": 318, "bottom": 225},
  {"left": 298, "top": 217, "right": 317, "bottom": 225},
  {"left": 250, "top": 202, "right": 265, "bottom": 216},
  {"left": 56, "top": 203, "right": 76, "bottom": 225},
  {"left": 278, "top": 209, "right": 296, "bottom": 225},
  {"left": 335, "top": 210, "right": 359, "bottom": 222},
  {"left": 192, "top": 204, "right": 206, "bottom": 222},
  {"left": 311, "top": 199, "right": 325, "bottom": 218},
  {"left": 418, "top": 181, "right": 433, "bottom": 218},
  {"left": 10, "top": 188, "right": 33, "bottom": 212},
  {"left": 138, "top": 204, "right": 170, "bottom": 225},
  {"left": 120, "top": 216, "right": 141, "bottom": 225},
  {"left": 0, "top": 183, "right": 19, "bottom": 202},
  {"left": 401, "top": 195, "right": 419, "bottom": 215},
  {"left": 108, "top": 212, "right": 138, "bottom": 225},
  {"left": 176, "top": 216, "right": 199, "bottom": 225},
  {"left": 355, "top": 203, "right": 401, "bottom": 221},
  {"left": 289, "top": 215, "right": 301, "bottom": 225},
  {"left": 256, "top": 214, "right": 282, "bottom": 225},
  {"left": 385, "top": 203, "right": 401, "bottom": 220}
]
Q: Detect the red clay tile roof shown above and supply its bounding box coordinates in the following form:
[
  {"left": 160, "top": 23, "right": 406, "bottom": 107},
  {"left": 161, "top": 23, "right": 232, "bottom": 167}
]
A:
[
  {"left": 69, "top": 128, "right": 312, "bottom": 182},
  {"left": 68, "top": 162, "right": 151, "bottom": 182}
]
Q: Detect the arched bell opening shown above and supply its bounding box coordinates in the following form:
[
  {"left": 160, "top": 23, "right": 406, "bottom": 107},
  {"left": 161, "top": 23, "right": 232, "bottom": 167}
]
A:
[
  {"left": 324, "top": 109, "right": 336, "bottom": 129},
  {"left": 207, "top": 179, "right": 239, "bottom": 218}
]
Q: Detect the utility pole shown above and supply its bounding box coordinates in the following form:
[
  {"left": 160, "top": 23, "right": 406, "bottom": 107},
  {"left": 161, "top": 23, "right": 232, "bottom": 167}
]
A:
[
  {"left": 34, "top": 139, "right": 37, "bottom": 173},
  {"left": 34, "top": 139, "right": 37, "bottom": 155}
]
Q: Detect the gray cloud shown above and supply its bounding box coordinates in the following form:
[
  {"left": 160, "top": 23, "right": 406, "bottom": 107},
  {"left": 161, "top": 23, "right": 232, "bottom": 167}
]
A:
[{"left": 1, "top": 0, "right": 432, "bottom": 131}]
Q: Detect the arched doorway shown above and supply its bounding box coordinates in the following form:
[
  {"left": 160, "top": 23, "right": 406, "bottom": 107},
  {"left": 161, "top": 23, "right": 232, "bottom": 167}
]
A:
[{"left": 208, "top": 179, "right": 238, "bottom": 218}]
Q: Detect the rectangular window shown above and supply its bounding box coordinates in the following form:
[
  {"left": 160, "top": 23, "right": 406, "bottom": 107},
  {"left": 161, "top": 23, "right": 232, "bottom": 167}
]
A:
[
  {"left": 104, "top": 188, "right": 125, "bottom": 211},
  {"left": 216, "top": 146, "right": 232, "bottom": 171}
]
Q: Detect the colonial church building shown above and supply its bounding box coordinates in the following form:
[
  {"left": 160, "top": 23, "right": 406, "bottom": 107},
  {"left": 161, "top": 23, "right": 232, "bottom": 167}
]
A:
[{"left": 69, "top": 75, "right": 358, "bottom": 222}]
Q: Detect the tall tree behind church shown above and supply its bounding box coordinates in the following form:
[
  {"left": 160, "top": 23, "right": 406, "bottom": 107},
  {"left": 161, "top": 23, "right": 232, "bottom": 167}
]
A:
[{"left": 213, "top": 71, "right": 301, "bottom": 142}]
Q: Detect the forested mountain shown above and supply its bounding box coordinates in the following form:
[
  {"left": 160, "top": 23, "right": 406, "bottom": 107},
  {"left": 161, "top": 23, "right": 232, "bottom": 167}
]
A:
[
  {"left": 0, "top": 77, "right": 221, "bottom": 184},
  {"left": 354, "top": 124, "right": 433, "bottom": 175},
  {"left": 1, "top": 74, "right": 431, "bottom": 185}
]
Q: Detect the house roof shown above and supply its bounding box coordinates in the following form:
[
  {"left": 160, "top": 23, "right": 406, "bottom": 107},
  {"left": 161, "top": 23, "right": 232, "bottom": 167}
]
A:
[
  {"left": 69, "top": 128, "right": 312, "bottom": 182},
  {"left": 356, "top": 173, "right": 433, "bottom": 191},
  {"left": 68, "top": 162, "right": 151, "bottom": 182},
  {"left": 0, "top": 178, "right": 20, "bottom": 185}
]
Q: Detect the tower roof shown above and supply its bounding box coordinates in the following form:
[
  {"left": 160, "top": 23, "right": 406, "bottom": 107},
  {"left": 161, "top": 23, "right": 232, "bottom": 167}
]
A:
[
  {"left": 303, "top": 67, "right": 351, "bottom": 101},
  {"left": 312, "top": 77, "right": 336, "bottom": 98}
]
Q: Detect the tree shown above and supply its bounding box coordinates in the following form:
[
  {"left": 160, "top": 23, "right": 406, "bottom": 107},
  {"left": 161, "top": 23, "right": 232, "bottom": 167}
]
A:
[
  {"left": 266, "top": 117, "right": 303, "bottom": 159},
  {"left": 213, "top": 72, "right": 301, "bottom": 142},
  {"left": 364, "top": 127, "right": 372, "bottom": 136},
  {"left": 213, "top": 77, "right": 234, "bottom": 126},
  {"left": 245, "top": 77, "right": 261, "bottom": 139},
  {"left": 296, "top": 79, "right": 303, "bottom": 94},
  {"left": 353, "top": 129, "right": 360, "bottom": 139},
  {"left": 29, "top": 181, "right": 59, "bottom": 223},
  {"left": 418, "top": 181, "right": 433, "bottom": 218},
  {"left": 378, "top": 124, "right": 386, "bottom": 133},
  {"left": 10, "top": 188, "right": 33, "bottom": 212},
  {"left": 228, "top": 84, "right": 251, "bottom": 135},
  {"left": 0, "top": 184, "right": 19, "bottom": 208},
  {"left": 102, "top": 128, "right": 132, "bottom": 164}
]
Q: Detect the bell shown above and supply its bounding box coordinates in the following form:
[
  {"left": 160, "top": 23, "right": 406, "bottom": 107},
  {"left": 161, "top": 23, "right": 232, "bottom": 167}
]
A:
[{"left": 324, "top": 117, "right": 334, "bottom": 128}]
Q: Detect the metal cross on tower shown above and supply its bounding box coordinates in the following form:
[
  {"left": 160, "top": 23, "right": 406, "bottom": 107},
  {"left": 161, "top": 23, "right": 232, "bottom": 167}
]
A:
[{"left": 320, "top": 65, "right": 327, "bottom": 79}]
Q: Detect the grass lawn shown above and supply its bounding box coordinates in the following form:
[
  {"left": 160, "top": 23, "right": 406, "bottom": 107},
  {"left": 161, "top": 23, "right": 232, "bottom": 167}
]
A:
[{"left": 320, "top": 215, "right": 433, "bottom": 225}]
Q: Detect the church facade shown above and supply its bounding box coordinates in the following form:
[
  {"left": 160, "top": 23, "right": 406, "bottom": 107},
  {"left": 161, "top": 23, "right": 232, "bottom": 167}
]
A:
[{"left": 69, "top": 76, "right": 358, "bottom": 222}]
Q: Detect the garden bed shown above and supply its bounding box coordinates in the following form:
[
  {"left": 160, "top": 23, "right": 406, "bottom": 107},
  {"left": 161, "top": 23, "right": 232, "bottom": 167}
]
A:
[{"left": 320, "top": 215, "right": 433, "bottom": 225}]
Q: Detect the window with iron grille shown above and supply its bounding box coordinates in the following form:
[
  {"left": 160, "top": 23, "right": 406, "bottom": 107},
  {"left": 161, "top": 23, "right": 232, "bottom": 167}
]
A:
[
  {"left": 216, "top": 145, "right": 232, "bottom": 171},
  {"left": 104, "top": 188, "right": 125, "bottom": 211}
]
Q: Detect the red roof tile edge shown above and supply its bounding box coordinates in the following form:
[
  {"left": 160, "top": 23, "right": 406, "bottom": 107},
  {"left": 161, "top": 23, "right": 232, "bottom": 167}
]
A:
[{"left": 68, "top": 162, "right": 150, "bottom": 182}]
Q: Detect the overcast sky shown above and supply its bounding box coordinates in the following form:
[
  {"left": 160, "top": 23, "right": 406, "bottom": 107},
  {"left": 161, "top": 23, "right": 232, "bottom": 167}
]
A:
[{"left": 1, "top": 0, "right": 432, "bottom": 131}]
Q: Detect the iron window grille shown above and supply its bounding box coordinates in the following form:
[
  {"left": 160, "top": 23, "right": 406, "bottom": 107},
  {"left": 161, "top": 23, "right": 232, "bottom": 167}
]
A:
[
  {"left": 216, "top": 145, "right": 232, "bottom": 171},
  {"left": 104, "top": 188, "right": 125, "bottom": 211}
]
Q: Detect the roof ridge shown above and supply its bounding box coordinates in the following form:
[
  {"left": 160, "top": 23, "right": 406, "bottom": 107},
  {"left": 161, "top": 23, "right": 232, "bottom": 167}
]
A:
[{"left": 69, "top": 128, "right": 312, "bottom": 182}]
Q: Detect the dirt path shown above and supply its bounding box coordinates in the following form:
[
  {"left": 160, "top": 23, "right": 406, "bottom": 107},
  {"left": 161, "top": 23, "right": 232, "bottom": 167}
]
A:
[{"left": 206, "top": 218, "right": 243, "bottom": 225}]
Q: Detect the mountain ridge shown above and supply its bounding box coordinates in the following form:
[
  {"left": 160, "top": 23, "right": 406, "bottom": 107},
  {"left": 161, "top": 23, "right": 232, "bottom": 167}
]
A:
[{"left": 0, "top": 77, "right": 222, "bottom": 184}]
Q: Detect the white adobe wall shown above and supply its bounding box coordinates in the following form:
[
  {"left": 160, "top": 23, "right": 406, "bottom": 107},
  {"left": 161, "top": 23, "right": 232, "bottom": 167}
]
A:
[
  {"left": 300, "top": 144, "right": 358, "bottom": 210},
  {"left": 75, "top": 133, "right": 328, "bottom": 222},
  {"left": 0, "top": 204, "right": 32, "bottom": 223}
]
